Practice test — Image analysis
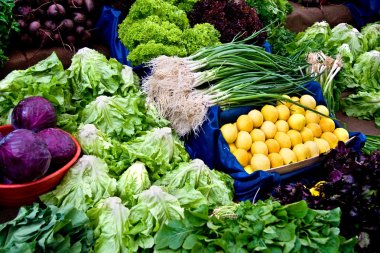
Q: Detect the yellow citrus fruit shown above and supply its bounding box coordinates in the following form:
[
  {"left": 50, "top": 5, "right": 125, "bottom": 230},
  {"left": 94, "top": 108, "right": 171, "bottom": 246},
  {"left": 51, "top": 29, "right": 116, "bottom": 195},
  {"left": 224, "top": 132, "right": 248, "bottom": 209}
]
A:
[
  {"left": 235, "top": 131, "right": 252, "bottom": 151},
  {"left": 251, "top": 141, "right": 269, "bottom": 156},
  {"left": 315, "top": 105, "right": 329, "bottom": 117},
  {"left": 233, "top": 148, "right": 250, "bottom": 167},
  {"left": 288, "top": 114, "right": 306, "bottom": 131},
  {"left": 304, "top": 141, "right": 320, "bottom": 157},
  {"left": 250, "top": 128, "right": 266, "bottom": 142},
  {"left": 274, "top": 132, "right": 292, "bottom": 149},
  {"left": 277, "top": 94, "right": 292, "bottom": 107},
  {"left": 248, "top": 109, "right": 264, "bottom": 128},
  {"left": 300, "top": 127, "right": 314, "bottom": 142},
  {"left": 229, "top": 143, "right": 237, "bottom": 153},
  {"left": 261, "top": 105, "right": 279, "bottom": 123},
  {"left": 300, "top": 94, "right": 317, "bottom": 109},
  {"left": 250, "top": 154, "right": 271, "bottom": 171},
  {"left": 276, "top": 104, "right": 290, "bottom": 121},
  {"left": 319, "top": 117, "right": 336, "bottom": 132},
  {"left": 306, "top": 123, "right": 322, "bottom": 138},
  {"left": 289, "top": 104, "right": 306, "bottom": 115},
  {"left": 305, "top": 110, "right": 320, "bottom": 124},
  {"left": 321, "top": 132, "right": 339, "bottom": 149},
  {"left": 275, "top": 120, "right": 289, "bottom": 133},
  {"left": 268, "top": 153, "right": 284, "bottom": 168},
  {"left": 279, "top": 148, "right": 298, "bottom": 165},
  {"left": 265, "top": 139, "right": 281, "bottom": 154},
  {"left": 236, "top": 115, "right": 254, "bottom": 132},
  {"left": 333, "top": 128, "right": 349, "bottom": 142},
  {"left": 314, "top": 138, "right": 331, "bottom": 154},
  {"left": 261, "top": 121, "right": 277, "bottom": 139},
  {"left": 287, "top": 130, "right": 303, "bottom": 148},
  {"left": 244, "top": 165, "right": 255, "bottom": 174},
  {"left": 291, "top": 96, "right": 300, "bottom": 103},
  {"left": 247, "top": 152, "right": 252, "bottom": 162},
  {"left": 293, "top": 143, "right": 311, "bottom": 161},
  {"left": 220, "top": 123, "right": 238, "bottom": 144}
]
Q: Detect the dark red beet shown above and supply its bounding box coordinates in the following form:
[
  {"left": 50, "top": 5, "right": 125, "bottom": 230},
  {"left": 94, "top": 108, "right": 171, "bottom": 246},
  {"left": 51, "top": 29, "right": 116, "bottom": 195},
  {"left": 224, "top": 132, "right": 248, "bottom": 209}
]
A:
[
  {"left": 47, "top": 3, "right": 66, "bottom": 18},
  {"left": 72, "top": 12, "right": 86, "bottom": 24},
  {"left": 29, "top": 21, "right": 41, "bottom": 34}
]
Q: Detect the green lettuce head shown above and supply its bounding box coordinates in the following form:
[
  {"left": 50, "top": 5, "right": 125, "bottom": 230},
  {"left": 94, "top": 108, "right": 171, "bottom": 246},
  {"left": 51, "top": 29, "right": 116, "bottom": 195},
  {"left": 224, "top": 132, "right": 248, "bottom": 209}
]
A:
[
  {"left": 361, "top": 22, "right": 380, "bottom": 51},
  {"left": 352, "top": 50, "right": 380, "bottom": 91}
]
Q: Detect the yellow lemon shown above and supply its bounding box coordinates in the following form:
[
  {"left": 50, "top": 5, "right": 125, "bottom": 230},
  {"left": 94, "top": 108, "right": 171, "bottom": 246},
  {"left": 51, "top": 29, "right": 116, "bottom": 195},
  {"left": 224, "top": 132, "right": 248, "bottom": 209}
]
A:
[
  {"left": 291, "top": 96, "right": 300, "bottom": 103},
  {"left": 251, "top": 141, "right": 269, "bottom": 156},
  {"left": 314, "top": 138, "right": 331, "bottom": 154},
  {"left": 250, "top": 129, "right": 266, "bottom": 142},
  {"left": 236, "top": 114, "right": 254, "bottom": 132},
  {"left": 268, "top": 153, "right": 284, "bottom": 168},
  {"left": 248, "top": 109, "right": 264, "bottom": 128},
  {"left": 251, "top": 154, "right": 271, "bottom": 171},
  {"left": 300, "top": 127, "right": 314, "bottom": 142},
  {"left": 220, "top": 123, "right": 238, "bottom": 144},
  {"left": 293, "top": 143, "right": 311, "bottom": 161},
  {"left": 276, "top": 104, "right": 290, "bottom": 121},
  {"left": 304, "top": 141, "right": 320, "bottom": 158},
  {"left": 279, "top": 148, "right": 298, "bottom": 165},
  {"left": 244, "top": 165, "right": 255, "bottom": 174},
  {"left": 288, "top": 114, "right": 306, "bottom": 131},
  {"left": 261, "top": 105, "right": 279, "bottom": 123},
  {"left": 305, "top": 110, "right": 320, "bottom": 124},
  {"left": 306, "top": 123, "right": 322, "bottom": 138},
  {"left": 229, "top": 143, "right": 237, "bottom": 153},
  {"left": 261, "top": 121, "right": 277, "bottom": 139},
  {"left": 333, "top": 128, "right": 349, "bottom": 142},
  {"left": 247, "top": 152, "right": 252, "bottom": 163},
  {"left": 319, "top": 117, "right": 336, "bottom": 132},
  {"left": 277, "top": 94, "right": 292, "bottom": 107},
  {"left": 233, "top": 148, "right": 250, "bottom": 167},
  {"left": 300, "top": 94, "right": 317, "bottom": 109},
  {"left": 235, "top": 131, "right": 252, "bottom": 151},
  {"left": 265, "top": 139, "right": 281, "bottom": 154},
  {"left": 289, "top": 104, "right": 306, "bottom": 115},
  {"left": 275, "top": 120, "right": 289, "bottom": 133},
  {"left": 315, "top": 105, "right": 329, "bottom": 117},
  {"left": 274, "top": 132, "right": 292, "bottom": 149},
  {"left": 287, "top": 130, "right": 303, "bottom": 148},
  {"left": 321, "top": 132, "right": 339, "bottom": 149}
]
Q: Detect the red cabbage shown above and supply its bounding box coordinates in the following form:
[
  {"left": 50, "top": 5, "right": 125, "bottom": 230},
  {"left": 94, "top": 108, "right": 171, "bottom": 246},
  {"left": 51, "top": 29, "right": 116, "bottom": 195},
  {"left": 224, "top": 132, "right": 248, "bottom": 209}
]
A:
[
  {"left": 11, "top": 96, "right": 57, "bottom": 132},
  {"left": 37, "top": 128, "right": 76, "bottom": 170},
  {"left": 0, "top": 129, "right": 51, "bottom": 183}
]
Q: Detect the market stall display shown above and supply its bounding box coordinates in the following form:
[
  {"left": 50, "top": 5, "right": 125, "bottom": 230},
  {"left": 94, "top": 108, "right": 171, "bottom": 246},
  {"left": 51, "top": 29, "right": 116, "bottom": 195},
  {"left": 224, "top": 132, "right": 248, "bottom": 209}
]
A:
[{"left": 0, "top": 0, "right": 379, "bottom": 252}]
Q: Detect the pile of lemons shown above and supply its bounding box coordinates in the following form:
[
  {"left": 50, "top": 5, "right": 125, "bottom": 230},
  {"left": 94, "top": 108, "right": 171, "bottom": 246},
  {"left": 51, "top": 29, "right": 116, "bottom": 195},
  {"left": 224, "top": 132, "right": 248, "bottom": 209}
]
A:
[{"left": 220, "top": 94, "right": 350, "bottom": 174}]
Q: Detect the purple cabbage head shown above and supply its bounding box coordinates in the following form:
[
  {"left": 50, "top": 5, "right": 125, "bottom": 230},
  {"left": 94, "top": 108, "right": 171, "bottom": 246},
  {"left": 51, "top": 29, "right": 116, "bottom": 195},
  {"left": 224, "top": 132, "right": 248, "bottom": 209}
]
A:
[
  {"left": 0, "top": 129, "right": 51, "bottom": 183},
  {"left": 37, "top": 128, "right": 76, "bottom": 169},
  {"left": 11, "top": 96, "right": 57, "bottom": 132}
]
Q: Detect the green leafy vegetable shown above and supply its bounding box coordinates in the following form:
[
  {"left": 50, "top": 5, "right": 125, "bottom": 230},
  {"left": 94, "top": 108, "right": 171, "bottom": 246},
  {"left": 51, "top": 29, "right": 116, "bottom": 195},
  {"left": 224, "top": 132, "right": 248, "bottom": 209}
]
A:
[
  {"left": 122, "top": 127, "right": 189, "bottom": 180},
  {"left": 155, "top": 159, "right": 234, "bottom": 207},
  {"left": 0, "top": 53, "right": 72, "bottom": 125},
  {"left": 352, "top": 50, "right": 380, "bottom": 91},
  {"left": 0, "top": 203, "right": 93, "bottom": 253},
  {"left": 80, "top": 95, "right": 167, "bottom": 142},
  {"left": 362, "top": 135, "right": 380, "bottom": 155},
  {"left": 87, "top": 197, "right": 134, "bottom": 253},
  {"left": 40, "top": 155, "right": 118, "bottom": 212},
  {"left": 76, "top": 124, "right": 129, "bottom": 176},
  {"left": 128, "top": 186, "right": 184, "bottom": 250},
  {"left": 341, "top": 90, "right": 380, "bottom": 127},
  {"left": 361, "top": 22, "right": 380, "bottom": 51},
  {"left": 117, "top": 161, "right": 151, "bottom": 207},
  {"left": 0, "top": 0, "right": 18, "bottom": 67},
  {"left": 67, "top": 48, "right": 136, "bottom": 105}
]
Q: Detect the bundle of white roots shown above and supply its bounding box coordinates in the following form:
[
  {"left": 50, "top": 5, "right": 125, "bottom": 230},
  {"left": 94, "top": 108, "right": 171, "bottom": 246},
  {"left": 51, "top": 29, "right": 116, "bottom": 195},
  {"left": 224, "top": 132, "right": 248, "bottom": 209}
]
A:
[{"left": 142, "top": 56, "right": 213, "bottom": 137}]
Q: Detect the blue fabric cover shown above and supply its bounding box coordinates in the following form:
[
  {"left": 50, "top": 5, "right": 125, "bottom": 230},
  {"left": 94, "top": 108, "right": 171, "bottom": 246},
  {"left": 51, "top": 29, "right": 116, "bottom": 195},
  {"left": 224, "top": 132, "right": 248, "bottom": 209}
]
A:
[
  {"left": 343, "top": 0, "right": 380, "bottom": 28},
  {"left": 184, "top": 81, "right": 366, "bottom": 201}
]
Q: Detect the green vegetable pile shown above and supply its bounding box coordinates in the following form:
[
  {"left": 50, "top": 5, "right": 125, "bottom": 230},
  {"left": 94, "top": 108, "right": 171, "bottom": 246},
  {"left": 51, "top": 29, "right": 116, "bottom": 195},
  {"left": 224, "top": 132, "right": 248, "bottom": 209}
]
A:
[
  {"left": 155, "top": 199, "right": 356, "bottom": 252},
  {"left": 0, "top": 0, "right": 18, "bottom": 67},
  {"left": 118, "top": 0, "right": 221, "bottom": 66}
]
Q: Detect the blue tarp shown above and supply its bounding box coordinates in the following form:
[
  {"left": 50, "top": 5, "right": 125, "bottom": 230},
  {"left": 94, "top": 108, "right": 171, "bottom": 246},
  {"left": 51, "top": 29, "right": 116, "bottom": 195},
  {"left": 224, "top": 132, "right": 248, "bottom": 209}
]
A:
[{"left": 344, "top": 0, "right": 380, "bottom": 28}]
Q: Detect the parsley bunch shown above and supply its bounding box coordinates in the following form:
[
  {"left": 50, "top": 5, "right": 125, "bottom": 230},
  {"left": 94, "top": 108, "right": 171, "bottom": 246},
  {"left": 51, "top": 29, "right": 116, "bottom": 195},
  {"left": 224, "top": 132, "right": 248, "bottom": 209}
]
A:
[{"left": 0, "top": 0, "right": 18, "bottom": 66}]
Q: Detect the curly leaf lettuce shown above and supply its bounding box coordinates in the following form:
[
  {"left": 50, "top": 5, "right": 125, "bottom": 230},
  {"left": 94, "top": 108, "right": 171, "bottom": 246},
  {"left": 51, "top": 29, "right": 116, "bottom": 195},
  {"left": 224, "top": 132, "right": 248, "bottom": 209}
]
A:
[
  {"left": 352, "top": 50, "right": 380, "bottom": 91},
  {"left": 122, "top": 127, "right": 190, "bottom": 180},
  {"left": 117, "top": 162, "right": 151, "bottom": 207},
  {"left": 155, "top": 159, "right": 234, "bottom": 207},
  {"left": 128, "top": 186, "right": 184, "bottom": 250},
  {"left": 87, "top": 197, "right": 134, "bottom": 253},
  {"left": 40, "top": 155, "right": 118, "bottom": 212},
  {"left": 361, "top": 22, "right": 380, "bottom": 51}
]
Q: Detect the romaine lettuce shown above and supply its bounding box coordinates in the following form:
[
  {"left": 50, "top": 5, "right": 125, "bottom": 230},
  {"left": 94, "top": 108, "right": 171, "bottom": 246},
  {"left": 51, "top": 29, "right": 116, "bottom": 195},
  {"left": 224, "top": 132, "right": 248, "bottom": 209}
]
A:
[{"left": 352, "top": 50, "right": 380, "bottom": 91}]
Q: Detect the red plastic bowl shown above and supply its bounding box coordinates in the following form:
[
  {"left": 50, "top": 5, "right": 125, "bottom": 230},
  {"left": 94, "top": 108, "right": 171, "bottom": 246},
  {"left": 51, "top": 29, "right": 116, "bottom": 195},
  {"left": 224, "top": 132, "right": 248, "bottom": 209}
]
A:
[{"left": 0, "top": 125, "right": 81, "bottom": 207}]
